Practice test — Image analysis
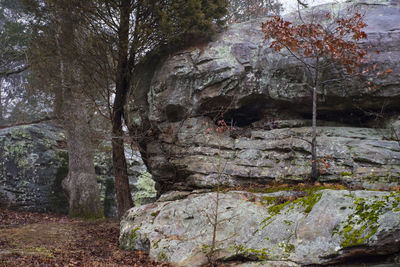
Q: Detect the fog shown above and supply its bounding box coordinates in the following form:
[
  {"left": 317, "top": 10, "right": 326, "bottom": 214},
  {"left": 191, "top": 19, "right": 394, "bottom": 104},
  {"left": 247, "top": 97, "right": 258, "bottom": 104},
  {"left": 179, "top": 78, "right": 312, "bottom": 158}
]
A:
[{"left": 282, "top": 0, "right": 346, "bottom": 14}]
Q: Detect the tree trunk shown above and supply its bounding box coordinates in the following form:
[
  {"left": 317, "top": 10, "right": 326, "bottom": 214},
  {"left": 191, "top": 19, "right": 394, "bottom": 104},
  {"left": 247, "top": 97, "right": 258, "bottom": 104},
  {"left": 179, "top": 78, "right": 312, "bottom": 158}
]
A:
[
  {"left": 62, "top": 91, "right": 103, "bottom": 218},
  {"left": 112, "top": 1, "right": 133, "bottom": 218},
  {"left": 0, "top": 78, "right": 3, "bottom": 124},
  {"left": 112, "top": 113, "right": 132, "bottom": 218},
  {"left": 56, "top": 3, "right": 103, "bottom": 218},
  {"left": 311, "top": 86, "right": 318, "bottom": 182}
]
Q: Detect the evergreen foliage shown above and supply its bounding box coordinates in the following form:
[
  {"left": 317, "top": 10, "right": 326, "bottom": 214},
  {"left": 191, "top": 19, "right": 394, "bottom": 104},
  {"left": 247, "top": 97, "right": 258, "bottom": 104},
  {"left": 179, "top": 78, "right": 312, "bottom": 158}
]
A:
[
  {"left": 18, "top": 0, "right": 228, "bottom": 218},
  {"left": 0, "top": 0, "right": 31, "bottom": 124},
  {"left": 0, "top": 0, "right": 29, "bottom": 71},
  {"left": 153, "top": 0, "right": 227, "bottom": 46},
  {"left": 227, "top": 0, "right": 282, "bottom": 23}
]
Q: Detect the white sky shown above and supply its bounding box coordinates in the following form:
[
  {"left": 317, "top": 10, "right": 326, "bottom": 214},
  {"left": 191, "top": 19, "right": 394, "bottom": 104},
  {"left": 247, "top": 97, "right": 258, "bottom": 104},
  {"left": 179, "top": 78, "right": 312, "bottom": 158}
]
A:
[{"left": 281, "top": 0, "right": 346, "bottom": 14}]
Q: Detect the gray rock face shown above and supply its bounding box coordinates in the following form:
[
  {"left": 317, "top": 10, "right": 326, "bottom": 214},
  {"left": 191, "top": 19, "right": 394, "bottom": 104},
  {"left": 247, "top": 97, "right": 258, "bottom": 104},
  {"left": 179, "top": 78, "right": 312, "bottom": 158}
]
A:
[
  {"left": 120, "top": 190, "right": 400, "bottom": 266},
  {"left": 125, "top": 0, "right": 400, "bottom": 191},
  {"left": 138, "top": 0, "right": 400, "bottom": 123},
  {"left": 0, "top": 123, "right": 68, "bottom": 213},
  {"left": 0, "top": 122, "right": 155, "bottom": 217},
  {"left": 145, "top": 117, "right": 400, "bottom": 190},
  {"left": 120, "top": 1, "right": 400, "bottom": 265}
]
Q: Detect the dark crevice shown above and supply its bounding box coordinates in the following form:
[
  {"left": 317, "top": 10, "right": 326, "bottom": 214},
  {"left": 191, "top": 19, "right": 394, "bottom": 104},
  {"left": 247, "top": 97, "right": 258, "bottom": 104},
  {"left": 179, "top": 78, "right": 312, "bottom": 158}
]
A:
[
  {"left": 222, "top": 107, "right": 262, "bottom": 127},
  {"left": 322, "top": 250, "right": 400, "bottom": 267},
  {"left": 197, "top": 93, "right": 398, "bottom": 129},
  {"left": 155, "top": 167, "right": 192, "bottom": 194},
  {"left": 196, "top": 58, "right": 214, "bottom": 66},
  {"left": 165, "top": 104, "right": 188, "bottom": 122},
  {"left": 203, "top": 97, "right": 398, "bottom": 129},
  {"left": 298, "top": 109, "right": 372, "bottom": 127},
  {"left": 219, "top": 254, "right": 259, "bottom": 263},
  {"left": 219, "top": 95, "right": 268, "bottom": 127},
  {"left": 198, "top": 95, "right": 234, "bottom": 117},
  {"left": 297, "top": 108, "right": 399, "bottom": 128},
  {"left": 353, "top": 158, "right": 384, "bottom": 165}
]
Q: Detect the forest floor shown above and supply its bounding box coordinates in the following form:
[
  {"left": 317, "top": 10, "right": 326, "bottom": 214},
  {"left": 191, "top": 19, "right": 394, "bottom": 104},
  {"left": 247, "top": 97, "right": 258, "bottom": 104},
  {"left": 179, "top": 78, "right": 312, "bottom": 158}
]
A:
[
  {"left": 2, "top": 183, "right": 391, "bottom": 267},
  {"left": 0, "top": 208, "right": 171, "bottom": 267}
]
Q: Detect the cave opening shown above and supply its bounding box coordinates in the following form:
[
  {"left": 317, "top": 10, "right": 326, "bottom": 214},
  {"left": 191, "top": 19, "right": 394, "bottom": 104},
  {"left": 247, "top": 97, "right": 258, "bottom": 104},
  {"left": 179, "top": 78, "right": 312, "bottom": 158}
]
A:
[
  {"left": 165, "top": 104, "right": 188, "bottom": 122},
  {"left": 221, "top": 105, "right": 263, "bottom": 127},
  {"left": 299, "top": 108, "right": 395, "bottom": 128},
  {"left": 213, "top": 95, "right": 268, "bottom": 127},
  {"left": 202, "top": 94, "right": 397, "bottom": 129}
]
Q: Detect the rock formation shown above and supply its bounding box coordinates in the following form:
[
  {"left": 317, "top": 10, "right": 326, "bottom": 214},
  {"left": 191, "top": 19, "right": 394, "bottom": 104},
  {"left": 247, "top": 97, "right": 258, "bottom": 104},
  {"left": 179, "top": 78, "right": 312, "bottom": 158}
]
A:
[
  {"left": 0, "top": 123, "right": 68, "bottom": 213},
  {"left": 0, "top": 122, "right": 156, "bottom": 217},
  {"left": 120, "top": 1, "right": 400, "bottom": 266},
  {"left": 120, "top": 189, "right": 400, "bottom": 266},
  {"left": 126, "top": 0, "right": 400, "bottom": 192}
]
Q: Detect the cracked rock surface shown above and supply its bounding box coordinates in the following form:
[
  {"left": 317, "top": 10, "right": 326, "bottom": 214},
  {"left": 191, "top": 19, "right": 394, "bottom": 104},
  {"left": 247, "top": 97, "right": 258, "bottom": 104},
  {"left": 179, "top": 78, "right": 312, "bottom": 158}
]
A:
[
  {"left": 126, "top": 0, "right": 400, "bottom": 191},
  {"left": 120, "top": 189, "right": 400, "bottom": 266}
]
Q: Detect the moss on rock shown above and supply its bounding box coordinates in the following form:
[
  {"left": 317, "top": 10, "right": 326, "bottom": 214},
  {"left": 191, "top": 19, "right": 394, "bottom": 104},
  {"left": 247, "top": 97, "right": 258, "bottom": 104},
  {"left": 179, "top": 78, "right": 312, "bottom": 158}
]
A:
[
  {"left": 262, "top": 192, "right": 322, "bottom": 226},
  {"left": 333, "top": 192, "right": 400, "bottom": 248}
]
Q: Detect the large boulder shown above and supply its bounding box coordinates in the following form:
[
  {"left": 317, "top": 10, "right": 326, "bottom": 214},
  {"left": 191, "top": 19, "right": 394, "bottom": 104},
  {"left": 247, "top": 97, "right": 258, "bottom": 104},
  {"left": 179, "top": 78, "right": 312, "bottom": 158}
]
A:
[
  {"left": 0, "top": 123, "right": 68, "bottom": 213},
  {"left": 120, "top": 189, "right": 400, "bottom": 266},
  {"left": 125, "top": 0, "right": 400, "bottom": 191},
  {"left": 129, "top": 0, "right": 400, "bottom": 124},
  {"left": 0, "top": 122, "right": 156, "bottom": 217}
]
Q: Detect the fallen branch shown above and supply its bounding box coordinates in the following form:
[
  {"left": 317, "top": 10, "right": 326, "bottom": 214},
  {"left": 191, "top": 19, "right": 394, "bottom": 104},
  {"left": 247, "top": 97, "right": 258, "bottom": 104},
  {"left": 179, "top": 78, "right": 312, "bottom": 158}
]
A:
[
  {"left": 0, "top": 64, "right": 30, "bottom": 78},
  {"left": 0, "top": 116, "right": 56, "bottom": 130}
]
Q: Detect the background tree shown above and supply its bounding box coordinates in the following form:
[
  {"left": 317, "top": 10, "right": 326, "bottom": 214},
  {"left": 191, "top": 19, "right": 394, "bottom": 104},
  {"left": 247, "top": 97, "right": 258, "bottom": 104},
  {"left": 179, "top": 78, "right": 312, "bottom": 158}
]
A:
[
  {"left": 227, "top": 0, "right": 282, "bottom": 23},
  {"left": 0, "top": 0, "right": 30, "bottom": 124},
  {"left": 19, "top": 0, "right": 228, "bottom": 218},
  {"left": 262, "top": 10, "right": 369, "bottom": 181},
  {"left": 83, "top": 0, "right": 228, "bottom": 218},
  {"left": 0, "top": 0, "right": 28, "bottom": 77},
  {"left": 24, "top": 0, "right": 104, "bottom": 218}
]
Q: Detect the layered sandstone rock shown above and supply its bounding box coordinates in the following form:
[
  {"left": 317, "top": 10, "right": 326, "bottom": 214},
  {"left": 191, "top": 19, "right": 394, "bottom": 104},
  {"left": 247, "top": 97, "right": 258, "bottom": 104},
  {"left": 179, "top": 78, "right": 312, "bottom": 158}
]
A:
[{"left": 126, "top": 0, "right": 400, "bottom": 191}]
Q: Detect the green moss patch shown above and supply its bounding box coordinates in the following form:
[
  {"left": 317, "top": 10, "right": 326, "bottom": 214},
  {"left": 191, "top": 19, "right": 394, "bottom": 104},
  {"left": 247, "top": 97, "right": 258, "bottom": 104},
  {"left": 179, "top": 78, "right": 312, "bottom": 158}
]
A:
[
  {"left": 333, "top": 192, "right": 400, "bottom": 248},
  {"left": 121, "top": 227, "right": 142, "bottom": 250},
  {"left": 230, "top": 244, "right": 271, "bottom": 261},
  {"left": 262, "top": 192, "right": 322, "bottom": 227}
]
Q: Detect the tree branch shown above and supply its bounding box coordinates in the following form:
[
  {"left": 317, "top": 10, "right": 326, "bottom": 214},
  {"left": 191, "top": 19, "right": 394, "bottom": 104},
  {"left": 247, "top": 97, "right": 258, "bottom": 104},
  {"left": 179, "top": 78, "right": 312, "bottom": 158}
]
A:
[
  {"left": 0, "top": 64, "right": 30, "bottom": 78},
  {"left": 297, "top": 0, "right": 308, "bottom": 8}
]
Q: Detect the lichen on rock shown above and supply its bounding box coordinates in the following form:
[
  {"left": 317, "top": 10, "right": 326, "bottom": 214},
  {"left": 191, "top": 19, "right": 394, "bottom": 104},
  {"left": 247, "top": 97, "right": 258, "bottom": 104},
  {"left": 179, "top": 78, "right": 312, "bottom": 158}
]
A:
[
  {"left": 0, "top": 123, "right": 156, "bottom": 217},
  {"left": 333, "top": 192, "right": 400, "bottom": 248},
  {"left": 0, "top": 123, "right": 68, "bottom": 212},
  {"left": 119, "top": 189, "right": 400, "bottom": 266},
  {"left": 133, "top": 170, "right": 157, "bottom": 206},
  {"left": 125, "top": 0, "right": 400, "bottom": 193}
]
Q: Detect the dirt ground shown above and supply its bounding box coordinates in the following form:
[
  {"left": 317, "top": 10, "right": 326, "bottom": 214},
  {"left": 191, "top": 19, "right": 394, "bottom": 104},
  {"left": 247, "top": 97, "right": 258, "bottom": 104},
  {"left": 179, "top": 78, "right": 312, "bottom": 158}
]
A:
[
  {"left": 1, "top": 183, "right": 383, "bottom": 267},
  {"left": 0, "top": 208, "right": 171, "bottom": 267}
]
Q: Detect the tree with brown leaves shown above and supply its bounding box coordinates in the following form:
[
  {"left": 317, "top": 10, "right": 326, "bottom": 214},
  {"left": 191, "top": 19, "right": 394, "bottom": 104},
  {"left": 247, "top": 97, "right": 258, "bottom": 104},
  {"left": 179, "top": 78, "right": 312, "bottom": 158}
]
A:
[{"left": 262, "top": 10, "right": 370, "bottom": 181}]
